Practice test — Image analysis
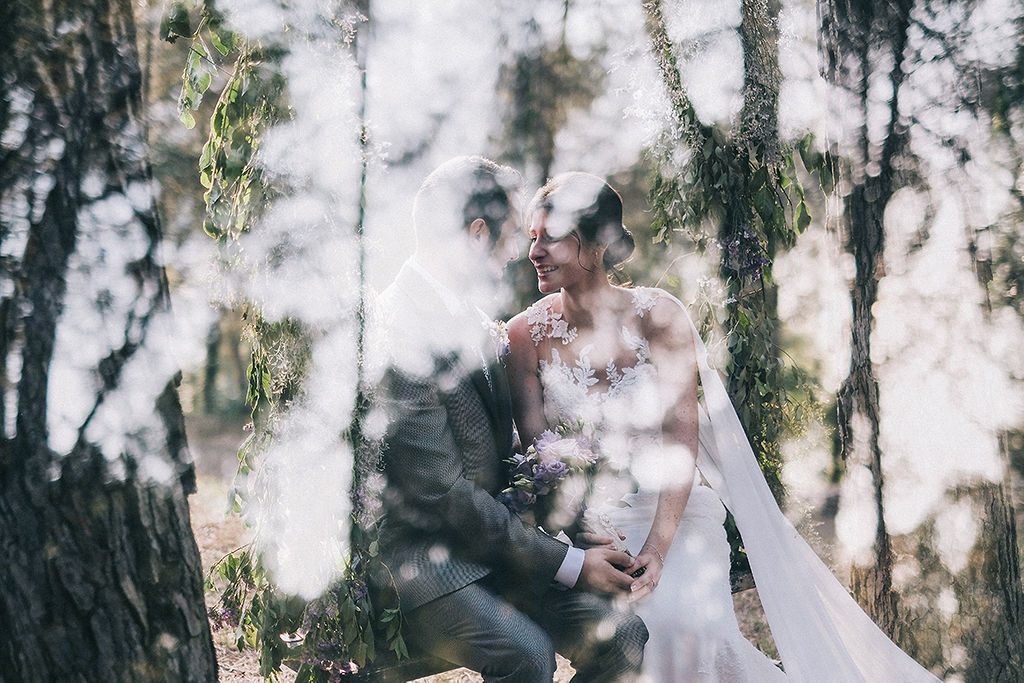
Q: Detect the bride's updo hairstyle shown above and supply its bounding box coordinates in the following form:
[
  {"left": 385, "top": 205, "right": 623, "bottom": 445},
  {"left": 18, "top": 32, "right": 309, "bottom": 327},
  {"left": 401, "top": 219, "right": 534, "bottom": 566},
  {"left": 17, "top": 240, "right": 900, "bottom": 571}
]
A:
[{"left": 528, "top": 172, "right": 635, "bottom": 272}]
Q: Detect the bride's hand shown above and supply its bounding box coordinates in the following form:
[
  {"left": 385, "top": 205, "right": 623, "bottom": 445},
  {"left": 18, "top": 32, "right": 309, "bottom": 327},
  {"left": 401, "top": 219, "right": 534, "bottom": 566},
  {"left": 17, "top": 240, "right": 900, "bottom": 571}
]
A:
[{"left": 628, "top": 545, "right": 666, "bottom": 602}]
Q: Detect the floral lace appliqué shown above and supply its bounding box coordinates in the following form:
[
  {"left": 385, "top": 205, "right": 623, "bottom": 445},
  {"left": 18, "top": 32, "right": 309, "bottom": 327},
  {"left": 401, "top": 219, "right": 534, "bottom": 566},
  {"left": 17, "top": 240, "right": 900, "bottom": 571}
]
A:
[
  {"left": 632, "top": 287, "right": 658, "bottom": 318},
  {"left": 540, "top": 327, "right": 653, "bottom": 406},
  {"left": 528, "top": 299, "right": 578, "bottom": 346},
  {"left": 603, "top": 327, "right": 653, "bottom": 398}
]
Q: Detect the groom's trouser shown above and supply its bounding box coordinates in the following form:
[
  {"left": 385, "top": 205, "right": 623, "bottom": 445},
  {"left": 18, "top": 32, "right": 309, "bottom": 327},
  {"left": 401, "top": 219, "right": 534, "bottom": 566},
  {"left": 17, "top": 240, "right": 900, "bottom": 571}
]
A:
[{"left": 404, "top": 577, "right": 647, "bottom": 683}]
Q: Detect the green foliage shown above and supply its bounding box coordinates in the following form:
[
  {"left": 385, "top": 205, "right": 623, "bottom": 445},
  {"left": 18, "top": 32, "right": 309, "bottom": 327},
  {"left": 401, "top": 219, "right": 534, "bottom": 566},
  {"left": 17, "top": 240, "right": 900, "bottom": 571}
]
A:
[
  {"left": 160, "top": 2, "right": 191, "bottom": 44},
  {"left": 644, "top": 1, "right": 831, "bottom": 499},
  {"left": 205, "top": 548, "right": 304, "bottom": 675},
  {"left": 170, "top": 2, "right": 405, "bottom": 678},
  {"left": 648, "top": 129, "right": 828, "bottom": 496},
  {"left": 169, "top": 1, "right": 282, "bottom": 240},
  {"left": 206, "top": 541, "right": 406, "bottom": 681}
]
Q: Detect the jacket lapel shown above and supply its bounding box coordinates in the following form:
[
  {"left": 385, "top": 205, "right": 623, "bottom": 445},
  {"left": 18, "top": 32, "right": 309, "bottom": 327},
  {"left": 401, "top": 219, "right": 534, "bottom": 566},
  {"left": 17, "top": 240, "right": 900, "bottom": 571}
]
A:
[
  {"left": 491, "top": 361, "right": 513, "bottom": 456},
  {"left": 471, "top": 359, "right": 513, "bottom": 458}
]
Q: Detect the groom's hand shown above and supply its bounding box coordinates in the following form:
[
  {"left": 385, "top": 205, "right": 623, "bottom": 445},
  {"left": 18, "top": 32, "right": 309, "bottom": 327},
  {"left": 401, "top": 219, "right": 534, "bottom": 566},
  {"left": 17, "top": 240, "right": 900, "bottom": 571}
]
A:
[
  {"left": 577, "top": 548, "right": 637, "bottom": 594},
  {"left": 575, "top": 529, "right": 625, "bottom": 550}
]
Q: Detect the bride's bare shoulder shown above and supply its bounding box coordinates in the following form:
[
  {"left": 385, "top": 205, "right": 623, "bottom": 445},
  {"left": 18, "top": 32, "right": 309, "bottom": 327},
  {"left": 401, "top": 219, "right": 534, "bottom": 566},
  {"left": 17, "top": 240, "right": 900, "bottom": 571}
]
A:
[
  {"left": 631, "top": 287, "right": 694, "bottom": 347},
  {"left": 506, "top": 293, "right": 560, "bottom": 350}
]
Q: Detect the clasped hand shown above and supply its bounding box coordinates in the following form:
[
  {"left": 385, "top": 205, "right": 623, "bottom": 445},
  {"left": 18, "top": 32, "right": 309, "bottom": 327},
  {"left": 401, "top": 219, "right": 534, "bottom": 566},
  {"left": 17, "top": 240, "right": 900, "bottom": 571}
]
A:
[
  {"left": 576, "top": 530, "right": 664, "bottom": 602},
  {"left": 577, "top": 547, "right": 637, "bottom": 595}
]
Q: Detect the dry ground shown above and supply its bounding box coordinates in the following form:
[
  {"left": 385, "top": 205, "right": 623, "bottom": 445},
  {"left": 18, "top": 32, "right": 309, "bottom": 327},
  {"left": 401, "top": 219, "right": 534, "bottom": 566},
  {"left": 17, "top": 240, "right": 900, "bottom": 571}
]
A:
[{"left": 186, "top": 414, "right": 776, "bottom": 681}]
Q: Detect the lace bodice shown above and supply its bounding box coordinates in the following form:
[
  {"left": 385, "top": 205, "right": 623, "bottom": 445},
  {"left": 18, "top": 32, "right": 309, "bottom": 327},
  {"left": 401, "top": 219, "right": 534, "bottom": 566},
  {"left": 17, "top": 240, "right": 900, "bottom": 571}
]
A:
[{"left": 528, "top": 288, "right": 664, "bottom": 482}]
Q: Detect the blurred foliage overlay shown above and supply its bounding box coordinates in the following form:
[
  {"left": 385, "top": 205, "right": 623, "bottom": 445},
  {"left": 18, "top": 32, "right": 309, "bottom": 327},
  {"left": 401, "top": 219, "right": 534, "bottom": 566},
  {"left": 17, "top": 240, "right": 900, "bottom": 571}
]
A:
[
  {"left": 167, "top": 1, "right": 408, "bottom": 679},
  {"left": 160, "top": 0, "right": 1024, "bottom": 680}
]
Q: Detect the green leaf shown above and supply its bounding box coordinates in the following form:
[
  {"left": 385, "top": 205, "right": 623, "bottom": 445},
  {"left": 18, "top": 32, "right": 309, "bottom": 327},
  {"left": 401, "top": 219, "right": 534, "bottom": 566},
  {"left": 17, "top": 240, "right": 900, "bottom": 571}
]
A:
[
  {"left": 795, "top": 201, "right": 811, "bottom": 233},
  {"left": 819, "top": 155, "right": 835, "bottom": 194},
  {"left": 160, "top": 2, "right": 190, "bottom": 42},
  {"left": 179, "top": 108, "right": 196, "bottom": 129},
  {"left": 261, "top": 368, "right": 272, "bottom": 399},
  {"left": 352, "top": 641, "right": 367, "bottom": 667},
  {"left": 391, "top": 635, "right": 409, "bottom": 659},
  {"left": 750, "top": 165, "right": 769, "bottom": 191},
  {"left": 212, "top": 29, "right": 234, "bottom": 56},
  {"left": 754, "top": 185, "right": 776, "bottom": 222},
  {"left": 797, "top": 134, "right": 820, "bottom": 170}
]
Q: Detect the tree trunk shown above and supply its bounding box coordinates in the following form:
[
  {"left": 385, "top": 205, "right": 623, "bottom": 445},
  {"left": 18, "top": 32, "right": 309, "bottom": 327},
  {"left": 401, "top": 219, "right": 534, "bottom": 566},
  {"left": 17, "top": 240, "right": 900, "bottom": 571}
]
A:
[
  {"left": 821, "top": 1, "right": 1024, "bottom": 672},
  {"left": 822, "top": 0, "right": 913, "bottom": 637},
  {"left": 961, "top": 482, "right": 1024, "bottom": 680},
  {"left": 0, "top": 0, "right": 217, "bottom": 680}
]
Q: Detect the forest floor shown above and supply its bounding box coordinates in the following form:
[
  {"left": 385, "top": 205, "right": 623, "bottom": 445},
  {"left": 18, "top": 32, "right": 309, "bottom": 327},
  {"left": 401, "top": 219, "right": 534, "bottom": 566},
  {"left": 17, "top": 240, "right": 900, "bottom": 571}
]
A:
[{"left": 185, "top": 413, "right": 778, "bottom": 682}]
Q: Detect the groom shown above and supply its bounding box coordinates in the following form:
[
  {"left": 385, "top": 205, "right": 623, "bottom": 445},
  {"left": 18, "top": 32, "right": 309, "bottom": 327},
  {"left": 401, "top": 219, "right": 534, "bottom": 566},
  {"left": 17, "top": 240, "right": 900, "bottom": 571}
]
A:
[{"left": 368, "top": 156, "right": 647, "bottom": 681}]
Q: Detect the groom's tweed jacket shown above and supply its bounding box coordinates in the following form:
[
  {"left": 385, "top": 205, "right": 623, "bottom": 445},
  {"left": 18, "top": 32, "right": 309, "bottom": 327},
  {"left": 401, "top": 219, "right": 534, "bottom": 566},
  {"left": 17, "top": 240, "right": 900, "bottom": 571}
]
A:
[{"left": 371, "top": 262, "right": 569, "bottom": 612}]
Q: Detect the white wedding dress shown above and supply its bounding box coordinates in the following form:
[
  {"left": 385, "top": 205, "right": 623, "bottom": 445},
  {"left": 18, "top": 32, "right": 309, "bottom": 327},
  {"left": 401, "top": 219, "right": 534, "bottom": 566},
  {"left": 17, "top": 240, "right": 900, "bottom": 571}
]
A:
[
  {"left": 528, "top": 289, "right": 785, "bottom": 682},
  {"left": 525, "top": 287, "right": 940, "bottom": 683}
]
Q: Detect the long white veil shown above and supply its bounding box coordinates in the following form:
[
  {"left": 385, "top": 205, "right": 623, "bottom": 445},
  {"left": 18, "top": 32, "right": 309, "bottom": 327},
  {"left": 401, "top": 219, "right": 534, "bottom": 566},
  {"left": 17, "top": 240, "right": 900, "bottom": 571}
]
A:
[{"left": 679, "top": 301, "right": 939, "bottom": 682}]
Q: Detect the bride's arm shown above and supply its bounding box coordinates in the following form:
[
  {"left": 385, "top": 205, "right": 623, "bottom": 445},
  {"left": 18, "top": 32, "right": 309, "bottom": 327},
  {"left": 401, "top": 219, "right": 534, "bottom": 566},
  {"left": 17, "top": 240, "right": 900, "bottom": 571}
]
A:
[{"left": 630, "top": 295, "right": 700, "bottom": 600}]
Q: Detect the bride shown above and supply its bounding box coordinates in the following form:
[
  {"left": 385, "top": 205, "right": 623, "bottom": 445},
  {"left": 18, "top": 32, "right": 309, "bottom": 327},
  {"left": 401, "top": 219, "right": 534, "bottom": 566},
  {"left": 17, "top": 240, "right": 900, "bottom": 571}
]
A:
[{"left": 504, "top": 172, "right": 939, "bottom": 682}]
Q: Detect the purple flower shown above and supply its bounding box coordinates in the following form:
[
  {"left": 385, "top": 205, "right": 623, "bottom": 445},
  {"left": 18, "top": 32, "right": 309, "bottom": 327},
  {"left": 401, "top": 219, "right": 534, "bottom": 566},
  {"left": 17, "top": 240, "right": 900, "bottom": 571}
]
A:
[
  {"left": 532, "top": 459, "right": 569, "bottom": 488},
  {"left": 536, "top": 435, "right": 596, "bottom": 468},
  {"left": 350, "top": 581, "right": 369, "bottom": 602},
  {"left": 501, "top": 424, "right": 604, "bottom": 516},
  {"left": 722, "top": 225, "right": 770, "bottom": 280},
  {"left": 501, "top": 488, "right": 536, "bottom": 513},
  {"left": 207, "top": 606, "right": 239, "bottom": 630},
  {"left": 534, "top": 430, "right": 560, "bottom": 453},
  {"left": 508, "top": 453, "right": 534, "bottom": 479}
]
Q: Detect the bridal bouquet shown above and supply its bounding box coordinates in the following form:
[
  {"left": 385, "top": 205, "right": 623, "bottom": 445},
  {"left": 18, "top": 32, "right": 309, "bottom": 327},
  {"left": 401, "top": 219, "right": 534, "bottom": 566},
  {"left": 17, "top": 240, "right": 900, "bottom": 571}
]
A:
[
  {"left": 500, "top": 424, "right": 599, "bottom": 515},
  {"left": 501, "top": 425, "right": 645, "bottom": 576}
]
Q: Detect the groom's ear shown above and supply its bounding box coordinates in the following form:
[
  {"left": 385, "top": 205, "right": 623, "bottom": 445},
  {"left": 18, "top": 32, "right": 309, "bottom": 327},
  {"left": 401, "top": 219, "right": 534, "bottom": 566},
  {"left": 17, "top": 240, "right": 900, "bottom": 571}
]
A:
[{"left": 468, "top": 217, "right": 490, "bottom": 244}]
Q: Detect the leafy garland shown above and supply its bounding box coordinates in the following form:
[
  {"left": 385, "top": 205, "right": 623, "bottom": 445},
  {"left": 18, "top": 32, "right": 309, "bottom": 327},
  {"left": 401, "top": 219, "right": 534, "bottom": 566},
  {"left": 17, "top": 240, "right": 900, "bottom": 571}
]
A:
[
  {"left": 165, "top": 1, "right": 406, "bottom": 679},
  {"left": 643, "top": 0, "right": 829, "bottom": 505}
]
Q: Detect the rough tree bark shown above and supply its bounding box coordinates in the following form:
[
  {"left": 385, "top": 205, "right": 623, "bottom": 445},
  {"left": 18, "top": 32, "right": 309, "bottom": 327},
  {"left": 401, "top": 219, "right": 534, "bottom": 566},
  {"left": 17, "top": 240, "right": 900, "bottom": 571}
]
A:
[
  {"left": 821, "top": 1, "right": 1024, "bottom": 675},
  {"left": 0, "top": 0, "right": 217, "bottom": 680},
  {"left": 820, "top": 0, "right": 914, "bottom": 638}
]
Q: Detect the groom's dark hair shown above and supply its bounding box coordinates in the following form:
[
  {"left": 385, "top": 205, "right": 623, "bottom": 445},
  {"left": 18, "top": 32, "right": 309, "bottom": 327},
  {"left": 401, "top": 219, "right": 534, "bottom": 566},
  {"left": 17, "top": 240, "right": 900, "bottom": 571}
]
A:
[{"left": 413, "top": 156, "right": 521, "bottom": 244}]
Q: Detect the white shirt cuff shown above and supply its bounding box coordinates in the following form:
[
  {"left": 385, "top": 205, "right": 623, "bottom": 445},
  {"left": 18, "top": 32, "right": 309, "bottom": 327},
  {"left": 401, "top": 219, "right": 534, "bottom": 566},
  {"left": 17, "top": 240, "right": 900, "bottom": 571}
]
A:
[{"left": 554, "top": 546, "right": 585, "bottom": 588}]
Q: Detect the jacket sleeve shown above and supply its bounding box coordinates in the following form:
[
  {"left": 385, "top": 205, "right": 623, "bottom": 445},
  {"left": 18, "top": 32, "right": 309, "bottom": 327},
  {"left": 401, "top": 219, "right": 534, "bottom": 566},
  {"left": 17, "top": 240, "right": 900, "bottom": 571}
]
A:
[{"left": 378, "top": 367, "right": 569, "bottom": 585}]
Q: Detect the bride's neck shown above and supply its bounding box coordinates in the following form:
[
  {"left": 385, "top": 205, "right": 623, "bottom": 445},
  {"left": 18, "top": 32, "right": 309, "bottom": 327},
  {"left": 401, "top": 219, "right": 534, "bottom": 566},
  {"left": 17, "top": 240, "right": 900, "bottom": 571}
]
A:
[{"left": 560, "top": 275, "right": 614, "bottom": 327}]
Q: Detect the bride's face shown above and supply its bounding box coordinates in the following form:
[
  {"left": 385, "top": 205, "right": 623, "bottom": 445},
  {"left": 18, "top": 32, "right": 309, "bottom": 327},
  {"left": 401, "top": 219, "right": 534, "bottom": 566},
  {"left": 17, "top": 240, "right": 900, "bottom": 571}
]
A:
[{"left": 528, "top": 208, "right": 603, "bottom": 294}]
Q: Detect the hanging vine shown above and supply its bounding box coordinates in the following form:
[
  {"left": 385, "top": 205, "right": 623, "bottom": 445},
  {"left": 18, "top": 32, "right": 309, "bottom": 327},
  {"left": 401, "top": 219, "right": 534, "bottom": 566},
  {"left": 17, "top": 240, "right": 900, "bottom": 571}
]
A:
[
  {"left": 165, "top": 1, "right": 406, "bottom": 679},
  {"left": 642, "top": 0, "right": 827, "bottom": 504}
]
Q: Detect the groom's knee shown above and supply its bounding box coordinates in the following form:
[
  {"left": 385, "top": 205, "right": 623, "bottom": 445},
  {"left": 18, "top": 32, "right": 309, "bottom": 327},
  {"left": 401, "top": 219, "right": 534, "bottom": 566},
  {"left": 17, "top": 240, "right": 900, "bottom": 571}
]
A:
[
  {"left": 488, "top": 631, "right": 556, "bottom": 682},
  {"left": 584, "top": 610, "right": 648, "bottom": 677},
  {"left": 612, "top": 612, "right": 648, "bottom": 670}
]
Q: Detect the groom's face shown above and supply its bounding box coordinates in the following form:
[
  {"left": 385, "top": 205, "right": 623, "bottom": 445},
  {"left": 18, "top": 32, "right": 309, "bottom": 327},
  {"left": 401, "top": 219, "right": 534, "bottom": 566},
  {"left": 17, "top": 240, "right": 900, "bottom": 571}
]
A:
[
  {"left": 488, "top": 210, "right": 522, "bottom": 276},
  {"left": 467, "top": 193, "right": 522, "bottom": 281}
]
